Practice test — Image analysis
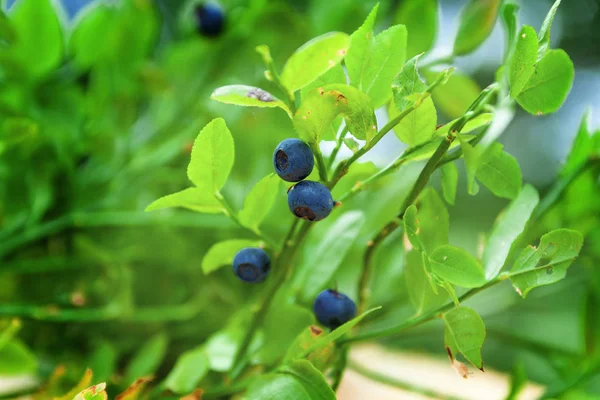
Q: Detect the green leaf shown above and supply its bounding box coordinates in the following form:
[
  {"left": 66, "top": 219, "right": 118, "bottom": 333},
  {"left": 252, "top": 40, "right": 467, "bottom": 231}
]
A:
[
  {"left": 283, "top": 326, "right": 335, "bottom": 371},
  {"left": 300, "top": 307, "right": 381, "bottom": 358},
  {"left": 500, "top": 2, "right": 520, "bottom": 62},
  {"left": 424, "top": 71, "right": 481, "bottom": 119},
  {"left": 443, "top": 306, "right": 486, "bottom": 369},
  {"left": 8, "top": 0, "right": 64, "bottom": 79},
  {"left": 187, "top": 118, "right": 235, "bottom": 192},
  {"left": 117, "top": 377, "right": 152, "bottom": 400},
  {"left": 145, "top": 188, "right": 223, "bottom": 213},
  {"left": 509, "top": 26, "right": 538, "bottom": 98},
  {"left": 516, "top": 49, "right": 574, "bottom": 115},
  {"left": 281, "top": 32, "right": 350, "bottom": 92},
  {"left": 394, "top": 0, "right": 438, "bottom": 58},
  {"left": 392, "top": 54, "right": 428, "bottom": 112},
  {"left": 441, "top": 162, "right": 458, "bottom": 205},
  {"left": 392, "top": 96, "right": 437, "bottom": 146},
  {"left": 88, "top": 341, "right": 117, "bottom": 384},
  {"left": 506, "top": 362, "right": 527, "bottom": 400},
  {"left": 510, "top": 229, "right": 584, "bottom": 298},
  {"left": 429, "top": 245, "right": 486, "bottom": 288},
  {"left": 202, "top": 239, "right": 262, "bottom": 274},
  {"left": 405, "top": 250, "right": 448, "bottom": 315},
  {"left": 123, "top": 332, "right": 168, "bottom": 385},
  {"left": 453, "top": 0, "right": 501, "bottom": 56},
  {"left": 538, "top": 0, "right": 562, "bottom": 57},
  {"left": 73, "top": 383, "right": 108, "bottom": 400},
  {"left": 298, "top": 211, "right": 365, "bottom": 302},
  {"left": 562, "top": 111, "right": 596, "bottom": 177},
  {"left": 164, "top": 346, "right": 210, "bottom": 394},
  {"left": 345, "top": 5, "right": 408, "bottom": 108},
  {"left": 483, "top": 185, "right": 539, "bottom": 280},
  {"left": 294, "top": 84, "right": 377, "bottom": 143},
  {"left": 255, "top": 304, "right": 313, "bottom": 365},
  {"left": 435, "top": 113, "right": 492, "bottom": 137},
  {"left": 239, "top": 174, "right": 281, "bottom": 231},
  {"left": 403, "top": 205, "right": 421, "bottom": 251},
  {"left": 244, "top": 374, "right": 311, "bottom": 400},
  {"left": 475, "top": 143, "right": 522, "bottom": 199},
  {"left": 0, "top": 10, "right": 15, "bottom": 46},
  {"left": 0, "top": 340, "right": 37, "bottom": 375},
  {"left": 301, "top": 65, "right": 347, "bottom": 101},
  {"left": 414, "top": 188, "right": 449, "bottom": 253},
  {"left": 458, "top": 134, "right": 482, "bottom": 196},
  {"left": 278, "top": 360, "right": 336, "bottom": 400},
  {"left": 211, "top": 85, "right": 290, "bottom": 114}
]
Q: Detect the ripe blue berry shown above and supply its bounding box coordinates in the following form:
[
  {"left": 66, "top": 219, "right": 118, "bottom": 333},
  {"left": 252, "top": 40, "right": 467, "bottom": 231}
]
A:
[
  {"left": 194, "top": 3, "right": 225, "bottom": 37},
  {"left": 273, "top": 138, "right": 314, "bottom": 182},
  {"left": 232, "top": 248, "right": 270, "bottom": 283},
  {"left": 313, "top": 289, "right": 356, "bottom": 330},
  {"left": 287, "top": 180, "right": 333, "bottom": 221}
]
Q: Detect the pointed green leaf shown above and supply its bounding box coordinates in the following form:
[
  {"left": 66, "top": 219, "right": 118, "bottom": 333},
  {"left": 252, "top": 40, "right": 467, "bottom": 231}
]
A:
[
  {"left": 145, "top": 188, "right": 223, "bottom": 213},
  {"left": 475, "top": 143, "right": 522, "bottom": 199},
  {"left": 415, "top": 188, "right": 449, "bottom": 253},
  {"left": 562, "top": 111, "right": 595, "bottom": 177},
  {"left": 244, "top": 374, "right": 311, "bottom": 400},
  {"left": 458, "top": 134, "right": 483, "bottom": 196},
  {"left": 441, "top": 162, "right": 458, "bottom": 205},
  {"left": 509, "top": 26, "right": 538, "bottom": 97},
  {"left": 294, "top": 84, "right": 377, "bottom": 143},
  {"left": 301, "top": 307, "right": 381, "bottom": 357},
  {"left": 0, "top": 340, "right": 37, "bottom": 375},
  {"left": 510, "top": 229, "right": 583, "bottom": 298},
  {"left": 391, "top": 96, "right": 437, "bottom": 146},
  {"left": 538, "top": 0, "right": 562, "bottom": 56},
  {"left": 443, "top": 306, "right": 486, "bottom": 369},
  {"left": 346, "top": 5, "right": 408, "bottom": 107},
  {"left": 9, "top": 0, "right": 64, "bottom": 78},
  {"left": 187, "top": 118, "right": 235, "bottom": 192},
  {"left": 405, "top": 250, "right": 448, "bottom": 315},
  {"left": 202, "top": 239, "right": 262, "bottom": 274},
  {"left": 165, "top": 346, "right": 209, "bottom": 394},
  {"left": 210, "top": 85, "right": 290, "bottom": 113},
  {"left": 483, "top": 185, "right": 539, "bottom": 280},
  {"left": 403, "top": 205, "right": 421, "bottom": 251},
  {"left": 392, "top": 54, "right": 428, "bottom": 112},
  {"left": 500, "top": 2, "right": 520, "bottom": 61},
  {"left": 298, "top": 211, "right": 365, "bottom": 302},
  {"left": 278, "top": 360, "right": 336, "bottom": 400},
  {"left": 453, "top": 0, "right": 501, "bottom": 56},
  {"left": 124, "top": 332, "right": 168, "bottom": 385},
  {"left": 516, "top": 49, "right": 574, "bottom": 115},
  {"left": 424, "top": 71, "right": 481, "bottom": 119},
  {"left": 239, "top": 174, "right": 281, "bottom": 231},
  {"left": 394, "top": 0, "right": 438, "bottom": 58},
  {"left": 430, "top": 245, "right": 486, "bottom": 288},
  {"left": 255, "top": 304, "right": 313, "bottom": 365},
  {"left": 281, "top": 32, "right": 350, "bottom": 92},
  {"left": 283, "top": 326, "right": 335, "bottom": 370}
]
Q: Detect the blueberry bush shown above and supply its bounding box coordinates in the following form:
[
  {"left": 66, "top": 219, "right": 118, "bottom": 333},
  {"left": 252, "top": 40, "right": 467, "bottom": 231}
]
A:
[{"left": 0, "top": 0, "right": 599, "bottom": 399}]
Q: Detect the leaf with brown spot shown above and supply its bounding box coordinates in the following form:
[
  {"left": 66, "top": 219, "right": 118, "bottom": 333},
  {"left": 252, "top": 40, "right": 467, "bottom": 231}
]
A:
[
  {"left": 73, "top": 383, "right": 108, "bottom": 400},
  {"left": 180, "top": 389, "right": 204, "bottom": 400}
]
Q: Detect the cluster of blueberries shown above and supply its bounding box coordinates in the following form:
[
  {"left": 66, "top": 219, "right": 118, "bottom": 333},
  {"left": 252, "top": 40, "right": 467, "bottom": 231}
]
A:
[{"left": 231, "top": 139, "right": 356, "bottom": 329}]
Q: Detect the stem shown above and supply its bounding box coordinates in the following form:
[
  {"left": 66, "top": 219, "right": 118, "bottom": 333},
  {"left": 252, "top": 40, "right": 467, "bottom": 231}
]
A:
[
  {"left": 328, "top": 126, "right": 349, "bottom": 170},
  {"left": 328, "top": 72, "right": 452, "bottom": 189},
  {"left": 349, "top": 361, "right": 462, "bottom": 400},
  {"left": 216, "top": 192, "right": 279, "bottom": 249},
  {"left": 355, "top": 83, "right": 499, "bottom": 313},
  {"left": 311, "top": 143, "right": 329, "bottom": 182},
  {"left": 329, "top": 346, "right": 349, "bottom": 392},
  {"left": 338, "top": 157, "right": 409, "bottom": 203},
  {"left": 229, "top": 220, "right": 313, "bottom": 375}
]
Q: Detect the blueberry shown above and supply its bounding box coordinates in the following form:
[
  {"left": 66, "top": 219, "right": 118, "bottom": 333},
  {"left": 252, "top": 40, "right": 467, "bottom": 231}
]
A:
[
  {"left": 313, "top": 289, "right": 357, "bottom": 330},
  {"left": 232, "top": 248, "right": 270, "bottom": 283},
  {"left": 273, "top": 138, "right": 314, "bottom": 182},
  {"left": 194, "top": 3, "right": 225, "bottom": 37},
  {"left": 287, "top": 180, "right": 333, "bottom": 221}
]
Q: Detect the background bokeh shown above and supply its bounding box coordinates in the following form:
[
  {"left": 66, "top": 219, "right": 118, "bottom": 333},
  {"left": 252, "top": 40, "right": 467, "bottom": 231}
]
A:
[{"left": 0, "top": 0, "right": 599, "bottom": 398}]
